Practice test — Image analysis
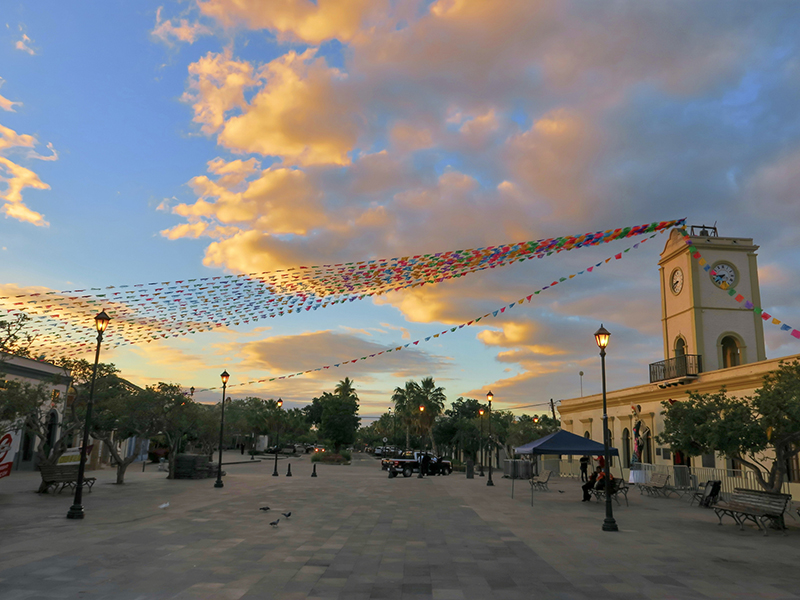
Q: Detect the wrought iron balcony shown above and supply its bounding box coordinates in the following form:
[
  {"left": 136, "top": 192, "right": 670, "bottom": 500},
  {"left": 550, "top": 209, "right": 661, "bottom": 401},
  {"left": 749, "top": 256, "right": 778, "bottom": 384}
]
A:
[{"left": 649, "top": 354, "right": 702, "bottom": 384}]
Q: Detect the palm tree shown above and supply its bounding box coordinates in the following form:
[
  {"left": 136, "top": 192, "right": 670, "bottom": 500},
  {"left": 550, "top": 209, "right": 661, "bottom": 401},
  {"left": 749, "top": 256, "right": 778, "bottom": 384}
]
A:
[
  {"left": 417, "top": 377, "right": 446, "bottom": 454},
  {"left": 392, "top": 381, "right": 419, "bottom": 450},
  {"left": 334, "top": 377, "right": 357, "bottom": 400}
]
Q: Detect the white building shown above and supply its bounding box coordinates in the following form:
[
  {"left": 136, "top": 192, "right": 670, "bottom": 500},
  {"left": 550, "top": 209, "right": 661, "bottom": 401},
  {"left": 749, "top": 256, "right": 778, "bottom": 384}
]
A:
[{"left": 0, "top": 353, "right": 71, "bottom": 472}]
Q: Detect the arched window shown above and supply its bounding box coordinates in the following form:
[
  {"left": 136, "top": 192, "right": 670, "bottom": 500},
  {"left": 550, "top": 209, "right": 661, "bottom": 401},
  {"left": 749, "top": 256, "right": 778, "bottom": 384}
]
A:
[
  {"left": 584, "top": 431, "right": 590, "bottom": 439},
  {"left": 622, "top": 428, "right": 631, "bottom": 466},
  {"left": 721, "top": 336, "right": 740, "bottom": 368},
  {"left": 674, "top": 337, "right": 686, "bottom": 357},
  {"left": 642, "top": 430, "right": 653, "bottom": 464}
]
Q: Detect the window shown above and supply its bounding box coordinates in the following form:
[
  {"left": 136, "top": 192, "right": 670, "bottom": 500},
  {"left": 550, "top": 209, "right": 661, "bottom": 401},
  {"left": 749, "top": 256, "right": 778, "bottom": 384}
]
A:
[
  {"left": 675, "top": 337, "right": 686, "bottom": 357},
  {"left": 721, "top": 336, "right": 740, "bottom": 368},
  {"left": 642, "top": 431, "right": 652, "bottom": 463},
  {"left": 622, "top": 428, "right": 631, "bottom": 466},
  {"left": 701, "top": 453, "right": 715, "bottom": 468},
  {"left": 584, "top": 431, "right": 590, "bottom": 439}
]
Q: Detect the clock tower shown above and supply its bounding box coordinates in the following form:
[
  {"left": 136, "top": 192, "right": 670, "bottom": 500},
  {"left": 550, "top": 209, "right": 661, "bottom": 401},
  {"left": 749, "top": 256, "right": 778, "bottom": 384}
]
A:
[{"left": 658, "top": 225, "right": 766, "bottom": 373}]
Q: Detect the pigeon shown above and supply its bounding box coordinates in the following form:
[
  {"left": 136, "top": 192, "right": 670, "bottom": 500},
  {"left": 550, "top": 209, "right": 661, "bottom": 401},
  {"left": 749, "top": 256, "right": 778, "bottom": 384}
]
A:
[
  {"left": 558, "top": 490, "right": 564, "bottom": 494},
  {"left": 281, "top": 512, "right": 291, "bottom": 519},
  {"left": 270, "top": 519, "right": 280, "bottom": 528},
  {"left": 259, "top": 506, "right": 270, "bottom": 511}
]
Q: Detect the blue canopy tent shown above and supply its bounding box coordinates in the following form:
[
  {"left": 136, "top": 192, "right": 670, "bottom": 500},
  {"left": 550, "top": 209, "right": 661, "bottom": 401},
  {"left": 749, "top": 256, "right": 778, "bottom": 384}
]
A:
[{"left": 514, "top": 429, "right": 618, "bottom": 457}]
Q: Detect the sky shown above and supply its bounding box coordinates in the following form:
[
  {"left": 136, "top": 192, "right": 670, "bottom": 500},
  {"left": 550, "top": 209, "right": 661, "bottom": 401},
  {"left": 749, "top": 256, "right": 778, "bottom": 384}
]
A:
[{"left": 2, "top": 1, "right": 800, "bottom": 420}]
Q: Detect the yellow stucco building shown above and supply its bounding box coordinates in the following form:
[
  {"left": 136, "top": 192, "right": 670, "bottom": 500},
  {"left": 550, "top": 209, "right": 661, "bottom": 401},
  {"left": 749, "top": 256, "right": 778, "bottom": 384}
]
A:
[{"left": 558, "top": 225, "right": 800, "bottom": 496}]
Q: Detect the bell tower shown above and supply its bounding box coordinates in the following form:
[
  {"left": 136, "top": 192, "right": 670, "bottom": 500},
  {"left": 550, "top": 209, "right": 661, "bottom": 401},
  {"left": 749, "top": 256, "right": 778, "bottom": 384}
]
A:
[{"left": 657, "top": 225, "right": 766, "bottom": 373}]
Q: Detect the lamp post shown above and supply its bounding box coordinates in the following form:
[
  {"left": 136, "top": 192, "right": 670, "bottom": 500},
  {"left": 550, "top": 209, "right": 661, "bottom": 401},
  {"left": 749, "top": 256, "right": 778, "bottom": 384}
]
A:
[
  {"left": 478, "top": 407, "right": 485, "bottom": 476},
  {"left": 67, "top": 309, "right": 110, "bottom": 520},
  {"left": 594, "top": 324, "right": 618, "bottom": 532},
  {"left": 418, "top": 405, "right": 425, "bottom": 478},
  {"left": 272, "top": 398, "right": 283, "bottom": 476},
  {"left": 214, "top": 371, "right": 229, "bottom": 488},
  {"left": 486, "top": 391, "right": 494, "bottom": 487}
]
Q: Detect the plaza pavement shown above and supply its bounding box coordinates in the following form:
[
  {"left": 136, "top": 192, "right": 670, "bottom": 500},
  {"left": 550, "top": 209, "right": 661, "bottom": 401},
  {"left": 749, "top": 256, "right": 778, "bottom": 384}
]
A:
[{"left": 0, "top": 451, "right": 798, "bottom": 600}]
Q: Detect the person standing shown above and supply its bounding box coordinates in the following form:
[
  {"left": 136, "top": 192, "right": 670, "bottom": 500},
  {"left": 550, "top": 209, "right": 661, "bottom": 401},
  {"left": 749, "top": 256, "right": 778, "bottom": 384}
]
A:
[{"left": 579, "top": 455, "right": 589, "bottom": 482}]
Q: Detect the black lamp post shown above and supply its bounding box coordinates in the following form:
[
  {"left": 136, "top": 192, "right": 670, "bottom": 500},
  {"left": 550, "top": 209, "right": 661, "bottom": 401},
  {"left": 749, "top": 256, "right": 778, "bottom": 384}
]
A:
[
  {"left": 594, "top": 324, "right": 618, "bottom": 532},
  {"left": 67, "top": 309, "right": 110, "bottom": 520},
  {"left": 272, "top": 398, "right": 283, "bottom": 476},
  {"left": 478, "top": 407, "right": 485, "bottom": 476},
  {"left": 417, "top": 404, "right": 425, "bottom": 478},
  {"left": 486, "top": 391, "right": 494, "bottom": 487},
  {"left": 214, "top": 370, "right": 229, "bottom": 488}
]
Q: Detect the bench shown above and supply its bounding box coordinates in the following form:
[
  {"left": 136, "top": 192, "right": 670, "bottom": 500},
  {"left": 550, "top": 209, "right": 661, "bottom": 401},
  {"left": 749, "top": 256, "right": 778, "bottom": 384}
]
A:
[
  {"left": 638, "top": 473, "right": 678, "bottom": 497},
  {"left": 690, "top": 480, "right": 721, "bottom": 508},
  {"left": 39, "top": 464, "right": 96, "bottom": 494},
  {"left": 713, "top": 488, "right": 792, "bottom": 536},
  {"left": 529, "top": 470, "right": 552, "bottom": 491},
  {"left": 589, "top": 478, "right": 629, "bottom": 506}
]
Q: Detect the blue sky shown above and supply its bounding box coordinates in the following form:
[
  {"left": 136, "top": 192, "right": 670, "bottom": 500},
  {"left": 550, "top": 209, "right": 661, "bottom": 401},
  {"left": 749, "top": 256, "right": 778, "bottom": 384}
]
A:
[{"left": 2, "top": 1, "right": 800, "bottom": 418}]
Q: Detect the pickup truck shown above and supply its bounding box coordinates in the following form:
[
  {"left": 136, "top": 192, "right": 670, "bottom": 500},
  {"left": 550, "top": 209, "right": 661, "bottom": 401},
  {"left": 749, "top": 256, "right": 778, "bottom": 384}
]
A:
[{"left": 385, "top": 451, "right": 453, "bottom": 477}]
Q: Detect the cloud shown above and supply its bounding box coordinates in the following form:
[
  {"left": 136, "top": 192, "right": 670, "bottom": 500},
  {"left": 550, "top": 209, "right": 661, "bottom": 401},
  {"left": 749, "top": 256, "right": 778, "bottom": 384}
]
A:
[
  {"left": 197, "top": 0, "right": 388, "bottom": 44},
  {"left": 0, "top": 79, "right": 22, "bottom": 112},
  {"left": 151, "top": 6, "right": 212, "bottom": 45},
  {"left": 0, "top": 156, "right": 49, "bottom": 226},
  {"left": 15, "top": 33, "right": 35, "bottom": 55},
  {"left": 235, "top": 329, "right": 450, "bottom": 380}
]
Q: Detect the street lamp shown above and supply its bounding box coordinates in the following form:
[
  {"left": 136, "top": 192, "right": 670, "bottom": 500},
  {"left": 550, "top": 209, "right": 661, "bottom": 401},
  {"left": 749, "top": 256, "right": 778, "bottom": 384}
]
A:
[
  {"left": 594, "top": 324, "right": 618, "bottom": 532},
  {"left": 67, "top": 309, "right": 110, "bottom": 520},
  {"left": 214, "top": 371, "right": 230, "bottom": 488},
  {"left": 272, "top": 398, "right": 283, "bottom": 476},
  {"left": 418, "top": 405, "right": 425, "bottom": 478},
  {"left": 486, "top": 391, "right": 494, "bottom": 487},
  {"left": 478, "top": 408, "right": 485, "bottom": 477}
]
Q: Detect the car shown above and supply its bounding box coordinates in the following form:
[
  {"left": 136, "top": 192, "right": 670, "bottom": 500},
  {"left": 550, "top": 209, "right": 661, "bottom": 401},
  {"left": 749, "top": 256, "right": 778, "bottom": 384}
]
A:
[{"left": 385, "top": 451, "right": 453, "bottom": 477}]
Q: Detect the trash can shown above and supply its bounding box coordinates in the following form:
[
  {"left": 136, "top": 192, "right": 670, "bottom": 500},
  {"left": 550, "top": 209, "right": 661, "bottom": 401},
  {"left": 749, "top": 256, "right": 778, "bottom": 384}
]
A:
[{"left": 466, "top": 459, "right": 474, "bottom": 479}]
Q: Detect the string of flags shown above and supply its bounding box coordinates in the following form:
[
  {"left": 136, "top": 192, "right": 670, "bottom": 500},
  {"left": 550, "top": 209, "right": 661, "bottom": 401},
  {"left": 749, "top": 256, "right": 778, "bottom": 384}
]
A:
[
  {"left": 199, "top": 228, "right": 670, "bottom": 391},
  {"left": 1, "top": 219, "right": 685, "bottom": 359},
  {"left": 682, "top": 229, "right": 800, "bottom": 341}
]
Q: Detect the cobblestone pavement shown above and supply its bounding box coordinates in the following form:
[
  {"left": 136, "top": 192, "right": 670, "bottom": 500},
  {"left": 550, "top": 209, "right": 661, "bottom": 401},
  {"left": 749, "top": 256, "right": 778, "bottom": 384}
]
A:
[{"left": 1, "top": 452, "right": 799, "bottom": 599}]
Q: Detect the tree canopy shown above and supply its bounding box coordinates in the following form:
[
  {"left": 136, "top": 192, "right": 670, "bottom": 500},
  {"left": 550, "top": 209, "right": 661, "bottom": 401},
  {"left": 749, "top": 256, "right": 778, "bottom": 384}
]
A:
[{"left": 658, "top": 360, "right": 800, "bottom": 493}]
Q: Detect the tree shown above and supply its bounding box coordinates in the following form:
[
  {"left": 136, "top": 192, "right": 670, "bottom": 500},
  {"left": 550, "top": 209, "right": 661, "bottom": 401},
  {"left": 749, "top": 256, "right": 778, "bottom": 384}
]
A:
[
  {"left": 417, "top": 377, "right": 446, "bottom": 454},
  {"left": 319, "top": 379, "right": 360, "bottom": 453},
  {"left": 392, "top": 381, "right": 420, "bottom": 449},
  {"left": 146, "top": 383, "right": 201, "bottom": 479},
  {"left": 658, "top": 360, "right": 800, "bottom": 493},
  {"left": 89, "top": 377, "right": 162, "bottom": 484},
  {"left": 0, "top": 314, "right": 35, "bottom": 358}
]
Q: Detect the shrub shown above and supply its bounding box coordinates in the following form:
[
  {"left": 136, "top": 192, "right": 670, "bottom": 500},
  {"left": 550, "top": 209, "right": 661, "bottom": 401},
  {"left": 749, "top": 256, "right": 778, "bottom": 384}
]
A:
[{"left": 311, "top": 452, "right": 350, "bottom": 464}]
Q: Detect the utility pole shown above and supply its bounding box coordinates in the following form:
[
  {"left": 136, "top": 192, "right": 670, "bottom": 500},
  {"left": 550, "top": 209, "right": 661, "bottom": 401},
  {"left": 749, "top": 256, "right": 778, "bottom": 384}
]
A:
[{"left": 550, "top": 398, "right": 557, "bottom": 421}]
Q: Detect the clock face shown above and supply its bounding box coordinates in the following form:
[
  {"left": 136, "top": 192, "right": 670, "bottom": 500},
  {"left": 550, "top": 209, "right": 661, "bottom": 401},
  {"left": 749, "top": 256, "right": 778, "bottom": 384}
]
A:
[
  {"left": 670, "top": 268, "right": 684, "bottom": 295},
  {"left": 711, "top": 262, "right": 736, "bottom": 287}
]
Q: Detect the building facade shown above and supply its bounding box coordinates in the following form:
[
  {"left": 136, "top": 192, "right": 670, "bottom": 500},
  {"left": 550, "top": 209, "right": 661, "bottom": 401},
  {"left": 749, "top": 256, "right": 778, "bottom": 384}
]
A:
[{"left": 558, "top": 226, "right": 800, "bottom": 495}]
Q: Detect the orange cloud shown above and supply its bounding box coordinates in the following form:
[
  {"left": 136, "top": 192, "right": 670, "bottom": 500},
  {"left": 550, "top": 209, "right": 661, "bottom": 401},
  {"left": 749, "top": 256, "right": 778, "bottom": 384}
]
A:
[
  {"left": 197, "top": 0, "right": 387, "bottom": 44},
  {"left": 0, "top": 156, "right": 49, "bottom": 226},
  {"left": 152, "top": 7, "right": 212, "bottom": 45},
  {"left": 217, "top": 49, "right": 358, "bottom": 166}
]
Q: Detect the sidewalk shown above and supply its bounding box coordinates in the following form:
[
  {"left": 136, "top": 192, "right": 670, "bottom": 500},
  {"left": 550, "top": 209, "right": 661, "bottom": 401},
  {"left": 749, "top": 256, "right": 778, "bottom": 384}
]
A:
[{"left": 1, "top": 452, "right": 798, "bottom": 599}]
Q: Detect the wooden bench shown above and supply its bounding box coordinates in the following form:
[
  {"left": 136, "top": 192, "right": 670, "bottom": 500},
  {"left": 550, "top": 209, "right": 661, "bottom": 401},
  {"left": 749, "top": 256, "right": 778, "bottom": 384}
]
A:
[
  {"left": 714, "top": 488, "right": 792, "bottom": 536},
  {"left": 590, "top": 477, "right": 629, "bottom": 506},
  {"left": 529, "top": 470, "right": 552, "bottom": 491},
  {"left": 39, "top": 464, "right": 96, "bottom": 494},
  {"left": 639, "top": 473, "right": 677, "bottom": 497}
]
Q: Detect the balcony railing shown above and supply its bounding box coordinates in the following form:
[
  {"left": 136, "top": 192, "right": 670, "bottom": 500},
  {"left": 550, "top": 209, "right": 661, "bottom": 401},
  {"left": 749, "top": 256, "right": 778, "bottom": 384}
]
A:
[{"left": 649, "top": 354, "right": 702, "bottom": 383}]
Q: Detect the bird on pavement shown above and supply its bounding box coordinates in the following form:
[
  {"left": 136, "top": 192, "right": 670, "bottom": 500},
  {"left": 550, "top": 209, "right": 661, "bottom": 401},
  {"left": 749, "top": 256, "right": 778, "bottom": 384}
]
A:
[
  {"left": 270, "top": 519, "right": 280, "bottom": 527},
  {"left": 259, "top": 506, "right": 270, "bottom": 511},
  {"left": 281, "top": 512, "right": 291, "bottom": 518}
]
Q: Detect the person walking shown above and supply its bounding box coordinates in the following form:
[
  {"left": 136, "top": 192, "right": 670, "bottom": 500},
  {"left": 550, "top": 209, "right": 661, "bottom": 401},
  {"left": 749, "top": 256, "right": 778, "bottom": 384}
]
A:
[{"left": 579, "top": 455, "right": 589, "bottom": 482}]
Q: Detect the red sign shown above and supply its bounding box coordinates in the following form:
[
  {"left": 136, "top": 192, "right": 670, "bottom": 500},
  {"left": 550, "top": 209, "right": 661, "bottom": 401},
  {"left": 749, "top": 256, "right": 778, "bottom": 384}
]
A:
[{"left": 0, "top": 431, "right": 21, "bottom": 481}]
